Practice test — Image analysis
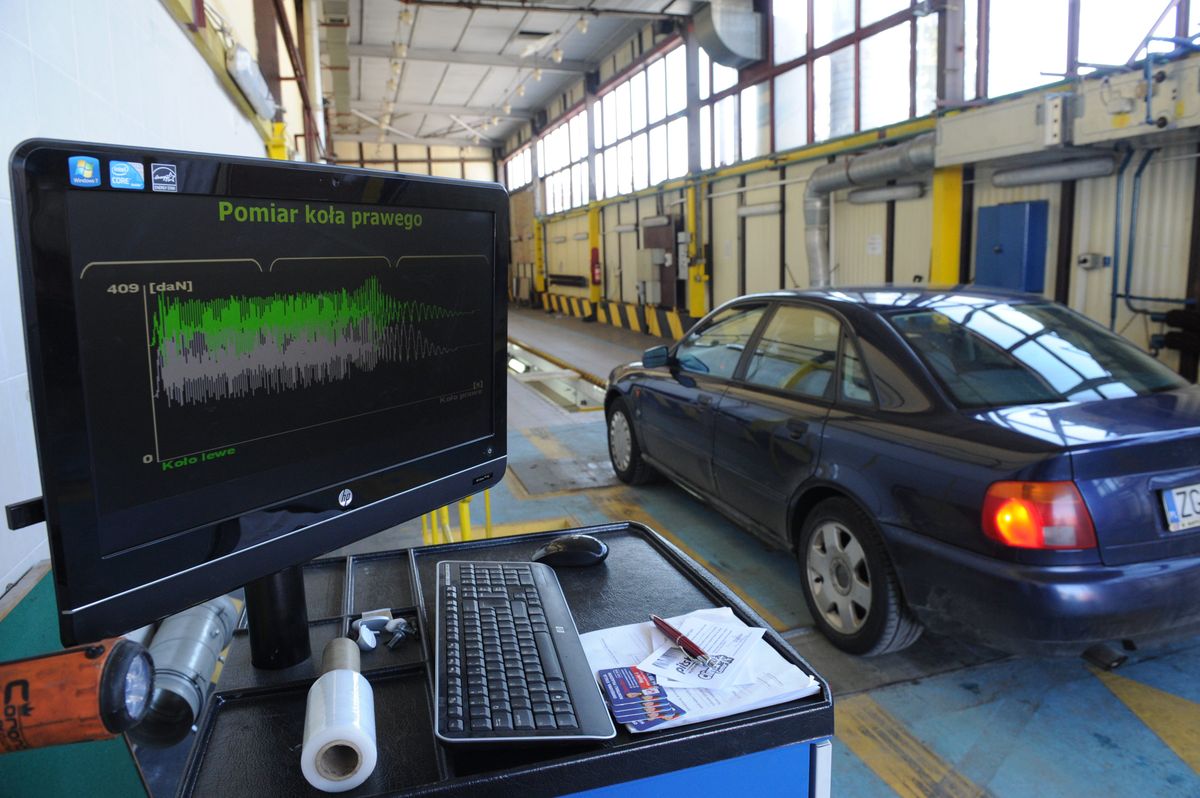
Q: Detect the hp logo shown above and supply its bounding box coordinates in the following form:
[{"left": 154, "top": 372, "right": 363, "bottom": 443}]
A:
[{"left": 337, "top": 489, "right": 353, "bottom": 508}]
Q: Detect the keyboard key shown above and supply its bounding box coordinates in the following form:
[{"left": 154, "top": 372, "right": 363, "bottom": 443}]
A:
[
  {"left": 534, "top": 712, "right": 557, "bottom": 729},
  {"left": 513, "top": 709, "right": 535, "bottom": 729}
]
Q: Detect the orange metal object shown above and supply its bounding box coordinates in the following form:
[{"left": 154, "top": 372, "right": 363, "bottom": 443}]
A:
[{"left": 1, "top": 638, "right": 126, "bottom": 752}]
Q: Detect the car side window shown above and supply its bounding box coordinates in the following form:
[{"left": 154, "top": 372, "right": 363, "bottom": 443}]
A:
[
  {"left": 744, "top": 305, "right": 841, "bottom": 398},
  {"left": 675, "top": 305, "right": 766, "bottom": 379},
  {"left": 839, "top": 334, "right": 874, "bottom": 404}
]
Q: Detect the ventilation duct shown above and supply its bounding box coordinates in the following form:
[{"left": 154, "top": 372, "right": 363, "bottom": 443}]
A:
[
  {"left": 991, "top": 156, "right": 1116, "bottom": 187},
  {"left": 694, "top": 0, "right": 763, "bottom": 68},
  {"left": 803, "top": 132, "right": 936, "bottom": 287}
]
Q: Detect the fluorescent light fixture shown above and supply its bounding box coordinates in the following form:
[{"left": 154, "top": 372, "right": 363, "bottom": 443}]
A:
[
  {"left": 641, "top": 215, "right": 671, "bottom": 227},
  {"left": 551, "top": 235, "right": 568, "bottom": 243},
  {"left": 612, "top": 223, "right": 638, "bottom": 233},
  {"left": 572, "top": 232, "right": 589, "bottom": 240},
  {"left": 226, "top": 45, "right": 277, "bottom": 120},
  {"left": 736, "top": 202, "right": 781, "bottom": 218},
  {"left": 848, "top": 184, "right": 925, "bottom": 204}
]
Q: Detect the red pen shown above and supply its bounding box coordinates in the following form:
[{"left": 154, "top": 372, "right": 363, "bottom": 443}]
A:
[{"left": 650, "top": 614, "right": 712, "bottom": 665}]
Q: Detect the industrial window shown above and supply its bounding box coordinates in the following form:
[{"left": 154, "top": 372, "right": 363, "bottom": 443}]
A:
[
  {"left": 594, "top": 152, "right": 606, "bottom": 199},
  {"left": 714, "top": 94, "right": 738, "bottom": 167},
  {"left": 615, "top": 81, "right": 632, "bottom": 139},
  {"left": 740, "top": 83, "right": 770, "bottom": 160},
  {"left": 648, "top": 58, "right": 667, "bottom": 121},
  {"left": 665, "top": 46, "right": 687, "bottom": 115},
  {"left": 813, "top": 47, "right": 855, "bottom": 142},
  {"left": 698, "top": 46, "right": 711, "bottom": 101},
  {"left": 541, "top": 109, "right": 590, "bottom": 214},
  {"left": 745, "top": 306, "right": 841, "bottom": 399},
  {"left": 630, "top": 70, "right": 648, "bottom": 133},
  {"left": 773, "top": 0, "right": 807, "bottom": 65},
  {"left": 860, "top": 24, "right": 911, "bottom": 130},
  {"left": 1077, "top": 1, "right": 1178, "bottom": 67},
  {"left": 813, "top": 0, "right": 855, "bottom": 48},
  {"left": 861, "top": 0, "right": 909, "bottom": 27},
  {"left": 699, "top": 104, "right": 713, "bottom": 170},
  {"left": 774, "top": 64, "right": 808, "bottom": 152},
  {"left": 649, "top": 124, "right": 668, "bottom": 186},
  {"left": 667, "top": 117, "right": 688, "bottom": 179},
  {"left": 632, "top": 133, "right": 649, "bottom": 191},
  {"left": 713, "top": 59, "right": 738, "bottom": 95},
  {"left": 987, "top": 1, "right": 1068, "bottom": 97},
  {"left": 602, "top": 92, "right": 617, "bottom": 146},
  {"left": 617, "top": 139, "right": 633, "bottom": 195},
  {"left": 503, "top": 146, "right": 532, "bottom": 191},
  {"left": 914, "top": 13, "right": 939, "bottom": 116}
]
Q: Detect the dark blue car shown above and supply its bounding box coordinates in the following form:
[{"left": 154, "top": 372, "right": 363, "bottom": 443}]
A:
[{"left": 604, "top": 288, "right": 1200, "bottom": 656}]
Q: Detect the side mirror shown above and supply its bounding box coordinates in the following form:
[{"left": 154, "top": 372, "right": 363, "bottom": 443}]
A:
[{"left": 642, "top": 345, "right": 670, "bottom": 368}]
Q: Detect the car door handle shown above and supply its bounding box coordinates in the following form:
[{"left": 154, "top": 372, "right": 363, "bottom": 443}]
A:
[
  {"left": 786, "top": 419, "right": 809, "bottom": 437},
  {"left": 697, "top": 394, "right": 714, "bottom": 406}
]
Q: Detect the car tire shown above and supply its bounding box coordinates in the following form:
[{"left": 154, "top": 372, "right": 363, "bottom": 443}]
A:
[
  {"left": 606, "top": 397, "right": 657, "bottom": 485},
  {"left": 798, "top": 498, "right": 922, "bottom": 656}
]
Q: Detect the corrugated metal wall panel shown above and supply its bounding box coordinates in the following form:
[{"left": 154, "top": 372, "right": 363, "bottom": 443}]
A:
[
  {"left": 711, "top": 177, "right": 741, "bottom": 305},
  {"left": 893, "top": 194, "right": 933, "bottom": 284},
  {"left": 831, "top": 192, "right": 887, "bottom": 286},
  {"left": 603, "top": 204, "right": 621, "bottom": 300},
  {"left": 1072, "top": 145, "right": 1195, "bottom": 364},
  {"left": 744, "top": 171, "right": 782, "bottom": 294},
  {"left": 971, "top": 169, "right": 1061, "bottom": 293},
  {"left": 619, "top": 201, "right": 639, "bottom": 302},
  {"left": 783, "top": 162, "right": 821, "bottom": 288}
]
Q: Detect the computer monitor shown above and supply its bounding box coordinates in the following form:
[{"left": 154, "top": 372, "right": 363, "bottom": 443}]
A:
[{"left": 10, "top": 140, "right": 508, "bottom": 647}]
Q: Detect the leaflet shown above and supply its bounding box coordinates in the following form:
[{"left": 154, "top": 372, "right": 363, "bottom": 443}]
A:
[
  {"left": 580, "top": 607, "right": 820, "bottom": 733},
  {"left": 637, "top": 615, "right": 765, "bottom": 689}
]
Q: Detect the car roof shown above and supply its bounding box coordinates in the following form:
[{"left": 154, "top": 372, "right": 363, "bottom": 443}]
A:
[{"left": 737, "top": 285, "right": 1048, "bottom": 312}]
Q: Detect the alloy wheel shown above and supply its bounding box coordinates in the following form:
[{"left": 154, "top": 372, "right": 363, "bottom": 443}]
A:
[
  {"left": 806, "top": 521, "right": 872, "bottom": 634},
  {"left": 609, "top": 410, "right": 633, "bottom": 472}
]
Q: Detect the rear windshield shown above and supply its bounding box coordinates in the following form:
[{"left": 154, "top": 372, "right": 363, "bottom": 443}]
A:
[{"left": 890, "top": 301, "right": 1187, "bottom": 409}]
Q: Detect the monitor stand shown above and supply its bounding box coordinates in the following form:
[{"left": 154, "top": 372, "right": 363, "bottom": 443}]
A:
[{"left": 243, "top": 565, "right": 312, "bottom": 669}]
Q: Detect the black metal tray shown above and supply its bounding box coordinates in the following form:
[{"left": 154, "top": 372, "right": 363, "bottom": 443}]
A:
[{"left": 177, "top": 521, "right": 833, "bottom": 797}]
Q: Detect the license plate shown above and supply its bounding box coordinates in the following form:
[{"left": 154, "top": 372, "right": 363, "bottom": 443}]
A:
[{"left": 1162, "top": 482, "right": 1200, "bottom": 533}]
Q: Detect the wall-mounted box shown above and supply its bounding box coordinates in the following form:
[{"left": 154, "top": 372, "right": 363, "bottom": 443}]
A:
[
  {"left": 974, "top": 201, "right": 1049, "bottom": 293},
  {"left": 935, "top": 92, "right": 1064, "bottom": 167},
  {"left": 1073, "top": 57, "right": 1200, "bottom": 145}
]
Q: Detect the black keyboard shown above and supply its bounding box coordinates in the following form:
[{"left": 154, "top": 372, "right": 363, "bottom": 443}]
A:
[{"left": 434, "top": 561, "right": 616, "bottom": 744}]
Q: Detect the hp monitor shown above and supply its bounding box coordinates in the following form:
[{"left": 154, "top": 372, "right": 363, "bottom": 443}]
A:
[{"left": 10, "top": 140, "right": 508, "bottom": 646}]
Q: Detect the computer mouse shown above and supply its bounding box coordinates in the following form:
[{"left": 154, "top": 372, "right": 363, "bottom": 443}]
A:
[{"left": 531, "top": 533, "right": 609, "bottom": 567}]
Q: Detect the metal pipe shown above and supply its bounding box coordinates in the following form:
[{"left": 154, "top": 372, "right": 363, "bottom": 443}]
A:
[
  {"left": 803, "top": 132, "right": 936, "bottom": 287},
  {"left": 1110, "top": 150, "right": 1137, "bottom": 329},
  {"left": 271, "top": 0, "right": 321, "bottom": 160},
  {"left": 1124, "top": 150, "right": 1160, "bottom": 316},
  {"left": 395, "top": 0, "right": 673, "bottom": 19},
  {"left": 991, "top": 156, "right": 1116, "bottom": 187}
]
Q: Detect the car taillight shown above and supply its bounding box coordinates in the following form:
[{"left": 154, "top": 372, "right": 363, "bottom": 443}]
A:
[{"left": 982, "top": 481, "right": 1097, "bottom": 550}]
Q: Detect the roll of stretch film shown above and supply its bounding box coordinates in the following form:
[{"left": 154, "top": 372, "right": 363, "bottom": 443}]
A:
[{"left": 301, "top": 638, "right": 377, "bottom": 792}]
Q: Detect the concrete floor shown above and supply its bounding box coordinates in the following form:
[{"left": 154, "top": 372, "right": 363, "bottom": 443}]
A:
[{"left": 335, "top": 305, "right": 1200, "bottom": 797}]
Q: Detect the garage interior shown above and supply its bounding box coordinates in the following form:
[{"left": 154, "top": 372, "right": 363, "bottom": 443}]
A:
[{"left": 2, "top": 1, "right": 1200, "bottom": 796}]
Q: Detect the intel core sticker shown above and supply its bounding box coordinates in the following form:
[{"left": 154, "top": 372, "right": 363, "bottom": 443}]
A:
[
  {"left": 151, "top": 163, "right": 178, "bottom": 192},
  {"left": 109, "top": 160, "right": 145, "bottom": 190},
  {"left": 68, "top": 156, "right": 101, "bottom": 187}
]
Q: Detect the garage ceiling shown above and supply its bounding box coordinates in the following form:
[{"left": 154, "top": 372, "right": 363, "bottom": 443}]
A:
[{"left": 322, "top": 0, "right": 697, "bottom": 150}]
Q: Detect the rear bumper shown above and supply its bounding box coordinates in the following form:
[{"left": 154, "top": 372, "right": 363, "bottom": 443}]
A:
[{"left": 883, "top": 524, "right": 1200, "bottom": 655}]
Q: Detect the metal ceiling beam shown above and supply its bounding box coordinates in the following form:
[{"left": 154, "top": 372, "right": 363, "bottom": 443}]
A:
[
  {"left": 348, "top": 44, "right": 591, "bottom": 72},
  {"left": 347, "top": 100, "right": 533, "bottom": 119},
  {"left": 383, "top": 1, "right": 679, "bottom": 19},
  {"left": 334, "top": 132, "right": 497, "bottom": 149}
]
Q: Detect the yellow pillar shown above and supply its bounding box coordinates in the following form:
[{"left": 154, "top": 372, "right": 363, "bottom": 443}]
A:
[
  {"left": 457, "top": 496, "right": 473, "bottom": 542},
  {"left": 930, "top": 166, "right": 964, "bottom": 285},
  {"left": 686, "top": 182, "right": 708, "bottom": 318},
  {"left": 267, "top": 122, "right": 288, "bottom": 161},
  {"left": 533, "top": 219, "right": 546, "bottom": 294},
  {"left": 588, "top": 206, "right": 602, "bottom": 304}
]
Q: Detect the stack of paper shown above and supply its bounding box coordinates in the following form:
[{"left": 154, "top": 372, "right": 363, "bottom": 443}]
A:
[{"left": 580, "top": 607, "right": 820, "bottom": 733}]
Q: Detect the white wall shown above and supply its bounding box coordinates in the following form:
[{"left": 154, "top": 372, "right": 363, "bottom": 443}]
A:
[{"left": 0, "top": 0, "right": 265, "bottom": 595}]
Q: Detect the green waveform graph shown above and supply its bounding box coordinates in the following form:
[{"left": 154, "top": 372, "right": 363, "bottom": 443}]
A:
[{"left": 150, "top": 277, "right": 469, "bottom": 405}]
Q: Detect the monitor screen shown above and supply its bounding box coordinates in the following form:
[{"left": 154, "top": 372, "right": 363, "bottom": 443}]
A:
[{"left": 11, "top": 141, "right": 508, "bottom": 645}]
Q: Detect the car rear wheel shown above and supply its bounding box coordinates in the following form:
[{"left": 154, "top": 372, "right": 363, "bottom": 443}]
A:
[
  {"left": 798, "top": 498, "right": 922, "bottom": 656},
  {"left": 607, "top": 398, "right": 656, "bottom": 485}
]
